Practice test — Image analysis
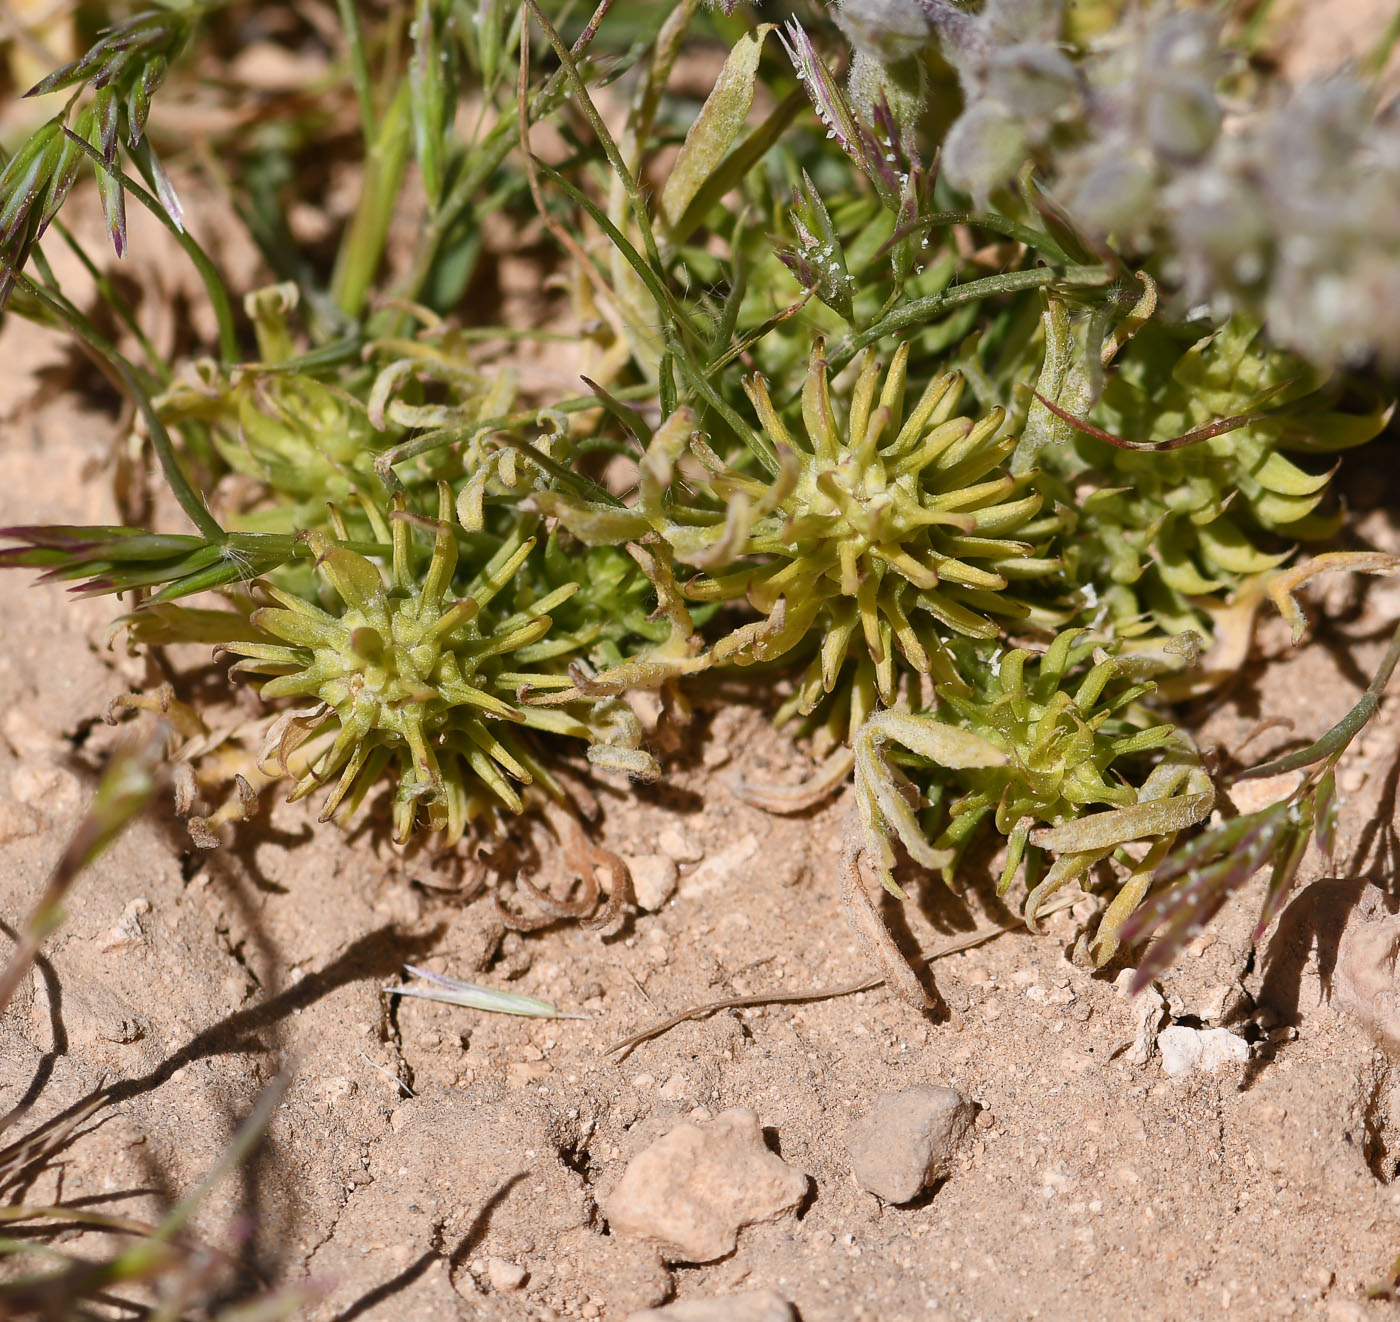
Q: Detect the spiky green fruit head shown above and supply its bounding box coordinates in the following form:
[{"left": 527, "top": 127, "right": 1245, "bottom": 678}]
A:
[
  {"left": 697, "top": 339, "right": 1059, "bottom": 733},
  {"left": 853, "top": 628, "right": 1212, "bottom": 960},
  {"left": 1039, "top": 315, "right": 1388, "bottom": 635},
  {"left": 222, "top": 486, "right": 650, "bottom": 845}
]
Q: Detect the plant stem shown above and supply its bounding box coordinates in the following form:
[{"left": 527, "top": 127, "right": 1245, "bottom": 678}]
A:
[
  {"left": 64, "top": 132, "right": 241, "bottom": 363},
  {"left": 373, "top": 384, "right": 657, "bottom": 483},
  {"left": 337, "top": 0, "right": 378, "bottom": 147},
  {"left": 331, "top": 80, "right": 412, "bottom": 320},
  {"left": 51, "top": 220, "right": 170, "bottom": 383},
  {"left": 829, "top": 264, "right": 1109, "bottom": 373},
  {"left": 522, "top": 1, "right": 666, "bottom": 278},
  {"left": 1239, "top": 619, "right": 1400, "bottom": 780},
  {"left": 885, "top": 209, "right": 1072, "bottom": 265},
  {"left": 392, "top": 0, "right": 617, "bottom": 319}
]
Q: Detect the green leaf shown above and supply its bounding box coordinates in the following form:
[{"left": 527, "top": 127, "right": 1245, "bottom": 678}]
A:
[
  {"left": 1029, "top": 793, "right": 1213, "bottom": 853},
  {"left": 1196, "top": 516, "right": 1289, "bottom": 575},
  {"left": 410, "top": 0, "right": 455, "bottom": 207},
  {"left": 386, "top": 965, "right": 586, "bottom": 1018},
  {"left": 302, "top": 532, "right": 386, "bottom": 615},
  {"left": 658, "top": 25, "right": 773, "bottom": 234}
]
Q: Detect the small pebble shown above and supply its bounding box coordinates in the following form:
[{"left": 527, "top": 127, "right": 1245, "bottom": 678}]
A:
[
  {"left": 0, "top": 798, "right": 40, "bottom": 845},
  {"left": 1157, "top": 1026, "right": 1249, "bottom": 1077},
  {"left": 1114, "top": 970, "right": 1165, "bottom": 1067},
  {"left": 1334, "top": 894, "right": 1400, "bottom": 1053},
  {"left": 657, "top": 827, "right": 704, "bottom": 863},
  {"left": 844, "top": 1085, "right": 975, "bottom": 1204},
  {"left": 1195, "top": 982, "right": 1240, "bottom": 1024},
  {"left": 486, "top": 1257, "right": 527, "bottom": 1292},
  {"left": 625, "top": 1290, "right": 796, "bottom": 1322},
  {"left": 700, "top": 740, "right": 732, "bottom": 770},
  {"left": 99, "top": 898, "right": 152, "bottom": 953},
  {"left": 659, "top": 1072, "right": 691, "bottom": 1101},
  {"left": 603, "top": 1108, "right": 808, "bottom": 1262},
  {"left": 2, "top": 708, "right": 55, "bottom": 759},
  {"left": 10, "top": 762, "right": 78, "bottom": 810},
  {"left": 682, "top": 834, "right": 759, "bottom": 896},
  {"left": 629, "top": 854, "right": 679, "bottom": 911}
]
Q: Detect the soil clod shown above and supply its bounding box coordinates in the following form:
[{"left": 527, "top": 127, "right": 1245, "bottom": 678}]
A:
[
  {"left": 845, "top": 1084, "right": 975, "bottom": 1204},
  {"left": 602, "top": 1108, "right": 809, "bottom": 1263}
]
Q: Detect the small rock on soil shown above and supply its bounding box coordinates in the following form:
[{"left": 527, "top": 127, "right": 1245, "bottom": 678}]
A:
[
  {"left": 845, "top": 1084, "right": 975, "bottom": 1204},
  {"left": 625, "top": 1290, "right": 796, "bottom": 1322},
  {"left": 602, "top": 1108, "right": 808, "bottom": 1263}
]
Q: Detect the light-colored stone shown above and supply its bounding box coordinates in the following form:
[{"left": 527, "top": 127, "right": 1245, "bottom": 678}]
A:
[
  {"left": 625, "top": 1289, "right": 796, "bottom": 1322},
  {"left": 10, "top": 760, "right": 79, "bottom": 811},
  {"left": 680, "top": 833, "right": 760, "bottom": 897},
  {"left": 0, "top": 797, "right": 40, "bottom": 844},
  {"left": 844, "top": 1085, "right": 975, "bottom": 1204},
  {"left": 1115, "top": 970, "right": 1166, "bottom": 1067},
  {"left": 486, "top": 1257, "right": 527, "bottom": 1292},
  {"left": 1157, "top": 1025, "right": 1249, "bottom": 1077},
  {"left": 1, "top": 707, "right": 56, "bottom": 759},
  {"left": 657, "top": 827, "right": 704, "bottom": 863},
  {"left": 603, "top": 1108, "right": 808, "bottom": 1263},
  {"left": 1196, "top": 981, "right": 1248, "bottom": 1026},
  {"left": 700, "top": 740, "right": 732, "bottom": 770},
  {"left": 1326, "top": 1300, "right": 1370, "bottom": 1322},
  {"left": 628, "top": 853, "right": 679, "bottom": 911},
  {"left": 99, "top": 897, "right": 152, "bottom": 953},
  {"left": 1334, "top": 898, "right": 1400, "bottom": 1053}
]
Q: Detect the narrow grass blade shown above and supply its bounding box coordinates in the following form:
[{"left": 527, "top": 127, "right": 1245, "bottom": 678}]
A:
[{"left": 386, "top": 965, "right": 589, "bottom": 1019}]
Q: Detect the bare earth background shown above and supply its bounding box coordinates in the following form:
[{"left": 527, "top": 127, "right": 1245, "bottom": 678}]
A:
[{"left": 5, "top": 3, "right": 1400, "bottom": 1317}]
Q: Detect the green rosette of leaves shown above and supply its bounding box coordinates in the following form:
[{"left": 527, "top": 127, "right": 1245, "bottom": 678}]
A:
[
  {"left": 853, "top": 628, "right": 1213, "bottom": 964},
  {"left": 156, "top": 285, "right": 519, "bottom": 538},
  {"left": 1029, "top": 305, "right": 1389, "bottom": 636}
]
